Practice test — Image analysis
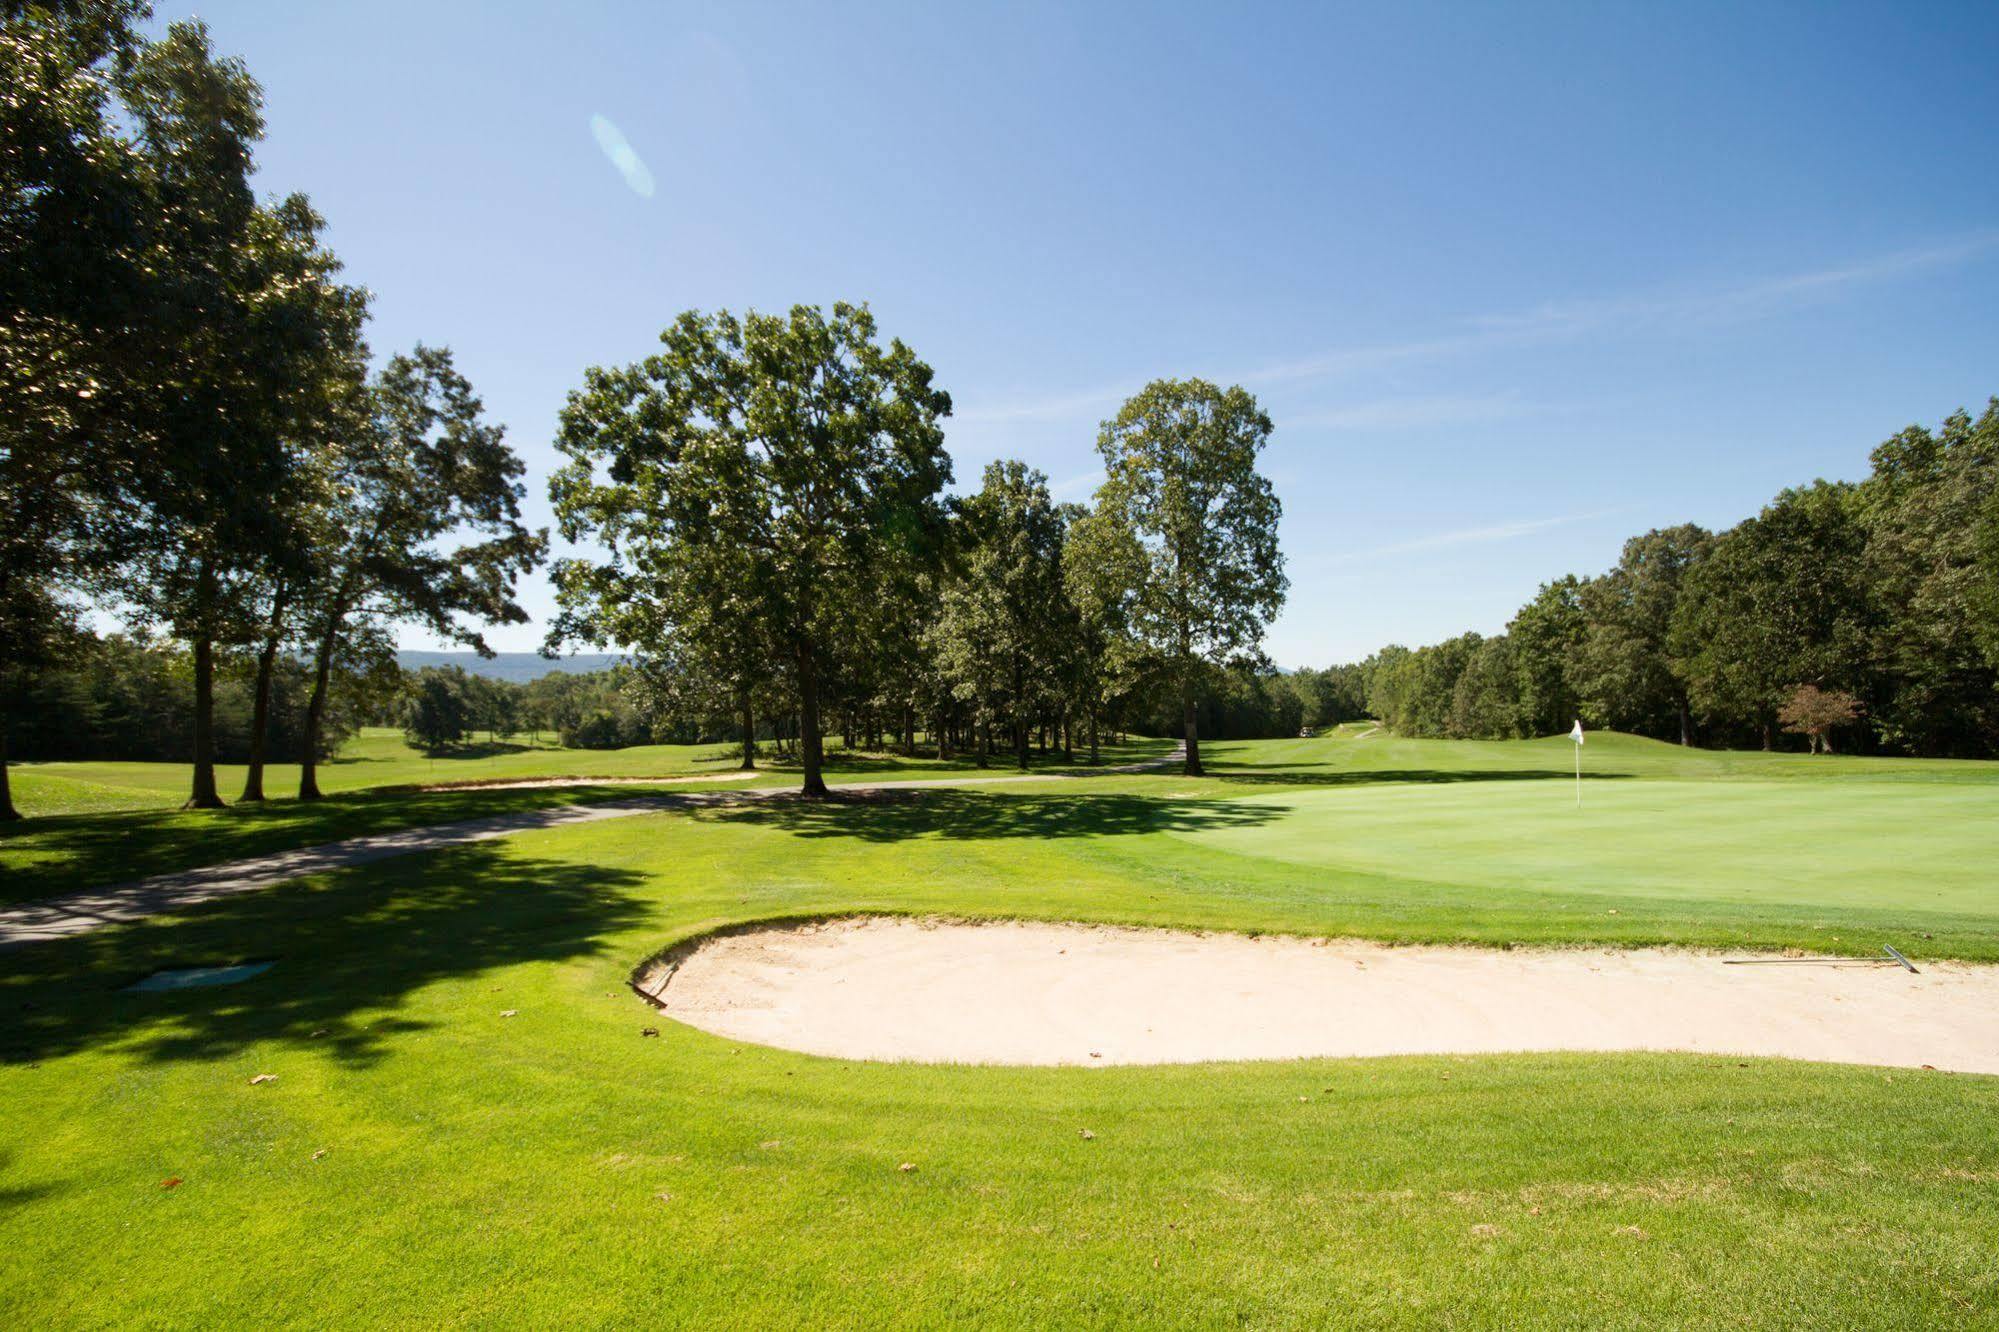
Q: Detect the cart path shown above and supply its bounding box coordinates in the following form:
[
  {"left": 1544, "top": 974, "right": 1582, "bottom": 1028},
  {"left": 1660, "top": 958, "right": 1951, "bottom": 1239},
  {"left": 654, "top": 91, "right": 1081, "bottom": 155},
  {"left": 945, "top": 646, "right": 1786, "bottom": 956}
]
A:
[{"left": 0, "top": 748, "right": 1184, "bottom": 946}]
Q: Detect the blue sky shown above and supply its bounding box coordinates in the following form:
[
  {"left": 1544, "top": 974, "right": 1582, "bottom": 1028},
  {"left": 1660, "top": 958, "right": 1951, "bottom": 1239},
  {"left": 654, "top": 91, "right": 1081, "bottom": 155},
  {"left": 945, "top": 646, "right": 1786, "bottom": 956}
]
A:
[{"left": 159, "top": 1, "right": 1999, "bottom": 667}]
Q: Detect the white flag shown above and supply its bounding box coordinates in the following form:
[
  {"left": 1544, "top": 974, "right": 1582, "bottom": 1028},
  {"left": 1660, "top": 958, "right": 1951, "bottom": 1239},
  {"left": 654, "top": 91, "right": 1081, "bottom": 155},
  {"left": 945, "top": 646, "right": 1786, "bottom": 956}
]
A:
[{"left": 1570, "top": 720, "right": 1585, "bottom": 745}]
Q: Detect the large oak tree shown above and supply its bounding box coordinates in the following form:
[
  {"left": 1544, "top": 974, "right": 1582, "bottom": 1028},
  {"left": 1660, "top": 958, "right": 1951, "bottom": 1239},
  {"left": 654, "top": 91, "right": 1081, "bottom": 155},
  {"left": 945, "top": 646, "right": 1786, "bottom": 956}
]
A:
[
  {"left": 551, "top": 303, "right": 952, "bottom": 796},
  {"left": 1089, "top": 379, "right": 1286, "bottom": 776}
]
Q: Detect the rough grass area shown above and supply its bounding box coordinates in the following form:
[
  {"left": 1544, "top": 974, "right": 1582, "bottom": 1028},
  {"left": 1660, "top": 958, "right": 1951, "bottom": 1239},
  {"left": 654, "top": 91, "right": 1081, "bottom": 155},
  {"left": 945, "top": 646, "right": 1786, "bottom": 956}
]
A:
[{"left": 3, "top": 727, "right": 1997, "bottom": 1325}]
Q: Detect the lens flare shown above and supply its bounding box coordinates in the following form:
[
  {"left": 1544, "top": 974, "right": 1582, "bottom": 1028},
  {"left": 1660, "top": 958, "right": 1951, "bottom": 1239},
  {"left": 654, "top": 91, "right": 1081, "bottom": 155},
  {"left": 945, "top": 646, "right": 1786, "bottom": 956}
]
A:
[{"left": 589, "top": 114, "right": 655, "bottom": 199}]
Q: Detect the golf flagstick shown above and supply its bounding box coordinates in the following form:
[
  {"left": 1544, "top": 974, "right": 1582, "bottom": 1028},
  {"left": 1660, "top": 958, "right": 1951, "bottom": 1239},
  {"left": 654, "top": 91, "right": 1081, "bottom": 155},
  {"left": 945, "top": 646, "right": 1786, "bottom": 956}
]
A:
[{"left": 1570, "top": 719, "right": 1584, "bottom": 808}]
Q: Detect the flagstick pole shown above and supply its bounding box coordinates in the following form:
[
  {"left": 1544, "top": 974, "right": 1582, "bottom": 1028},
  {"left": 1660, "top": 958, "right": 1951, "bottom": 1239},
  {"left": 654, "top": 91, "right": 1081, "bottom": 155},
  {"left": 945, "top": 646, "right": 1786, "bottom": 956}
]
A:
[{"left": 1575, "top": 739, "right": 1581, "bottom": 809}]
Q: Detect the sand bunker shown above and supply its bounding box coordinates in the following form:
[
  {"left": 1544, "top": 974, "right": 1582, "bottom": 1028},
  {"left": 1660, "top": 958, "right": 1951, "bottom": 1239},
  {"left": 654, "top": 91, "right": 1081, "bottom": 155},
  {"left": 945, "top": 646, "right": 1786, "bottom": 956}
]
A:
[{"left": 645, "top": 917, "right": 1999, "bottom": 1074}]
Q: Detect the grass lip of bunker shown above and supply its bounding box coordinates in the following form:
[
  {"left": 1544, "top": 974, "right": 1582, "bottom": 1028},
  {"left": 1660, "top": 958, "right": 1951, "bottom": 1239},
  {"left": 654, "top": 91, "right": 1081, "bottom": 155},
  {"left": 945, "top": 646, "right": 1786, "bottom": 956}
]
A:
[{"left": 638, "top": 916, "right": 1999, "bottom": 1074}]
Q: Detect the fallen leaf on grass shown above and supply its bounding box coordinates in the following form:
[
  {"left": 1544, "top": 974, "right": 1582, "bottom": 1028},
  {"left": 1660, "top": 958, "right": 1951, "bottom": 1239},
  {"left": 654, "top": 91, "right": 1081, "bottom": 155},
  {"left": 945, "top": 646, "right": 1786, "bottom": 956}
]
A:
[
  {"left": 309, "top": 1029, "right": 328, "bottom": 1038},
  {"left": 249, "top": 1074, "right": 277, "bottom": 1085},
  {"left": 1616, "top": 1225, "right": 1648, "bottom": 1239},
  {"left": 1079, "top": 1129, "right": 1096, "bottom": 1140},
  {"left": 759, "top": 1140, "right": 782, "bottom": 1151},
  {"left": 500, "top": 1010, "right": 518, "bottom": 1018},
  {"left": 1470, "top": 1224, "right": 1500, "bottom": 1238},
  {"left": 898, "top": 1162, "right": 917, "bottom": 1173},
  {"left": 311, "top": 1149, "right": 328, "bottom": 1162},
  {"left": 640, "top": 1027, "right": 659, "bottom": 1038},
  {"left": 160, "top": 1177, "right": 182, "bottom": 1190}
]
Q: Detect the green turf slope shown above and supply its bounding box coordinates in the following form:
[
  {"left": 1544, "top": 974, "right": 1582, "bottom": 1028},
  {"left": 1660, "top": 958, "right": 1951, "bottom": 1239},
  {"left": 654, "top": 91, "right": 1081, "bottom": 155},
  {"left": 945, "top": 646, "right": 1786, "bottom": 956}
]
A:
[{"left": 2, "top": 767, "right": 1995, "bottom": 1328}]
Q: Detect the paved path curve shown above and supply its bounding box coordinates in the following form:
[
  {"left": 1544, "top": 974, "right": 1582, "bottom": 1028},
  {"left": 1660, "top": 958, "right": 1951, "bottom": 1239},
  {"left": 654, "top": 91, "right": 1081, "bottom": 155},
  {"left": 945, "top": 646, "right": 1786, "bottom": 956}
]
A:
[{"left": 0, "top": 748, "right": 1184, "bottom": 947}]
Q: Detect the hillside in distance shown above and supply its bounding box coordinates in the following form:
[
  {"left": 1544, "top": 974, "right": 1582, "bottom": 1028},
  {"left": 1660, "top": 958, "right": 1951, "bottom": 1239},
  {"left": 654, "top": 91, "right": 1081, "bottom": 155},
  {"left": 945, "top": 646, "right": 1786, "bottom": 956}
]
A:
[{"left": 394, "top": 650, "right": 623, "bottom": 683}]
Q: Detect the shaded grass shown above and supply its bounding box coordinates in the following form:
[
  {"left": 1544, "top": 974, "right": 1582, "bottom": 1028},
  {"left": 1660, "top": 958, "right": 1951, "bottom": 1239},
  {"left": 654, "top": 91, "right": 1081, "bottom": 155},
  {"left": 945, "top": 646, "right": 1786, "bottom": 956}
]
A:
[{"left": 0, "top": 785, "right": 638, "bottom": 906}]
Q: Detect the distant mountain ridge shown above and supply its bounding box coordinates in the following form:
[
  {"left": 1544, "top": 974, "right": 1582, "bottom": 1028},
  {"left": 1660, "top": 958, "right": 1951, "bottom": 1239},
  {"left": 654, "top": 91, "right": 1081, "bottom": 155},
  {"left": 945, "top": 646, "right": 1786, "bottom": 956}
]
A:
[{"left": 395, "top": 650, "right": 623, "bottom": 683}]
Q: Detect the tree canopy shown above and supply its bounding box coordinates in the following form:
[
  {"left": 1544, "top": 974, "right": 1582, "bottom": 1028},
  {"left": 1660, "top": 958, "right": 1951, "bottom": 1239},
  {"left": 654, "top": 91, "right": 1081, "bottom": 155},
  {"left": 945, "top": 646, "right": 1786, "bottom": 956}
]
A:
[
  {"left": 550, "top": 302, "right": 953, "bottom": 796},
  {"left": 1088, "top": 379, "right": 1288, "bottom": 775}
]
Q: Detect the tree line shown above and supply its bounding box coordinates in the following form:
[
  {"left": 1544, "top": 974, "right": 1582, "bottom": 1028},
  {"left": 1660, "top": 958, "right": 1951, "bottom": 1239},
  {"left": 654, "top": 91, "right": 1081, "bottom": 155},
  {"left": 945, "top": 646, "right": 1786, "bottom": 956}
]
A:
[
  {"left": 2, "top": 4, "right": 542, "bottom": 817},
  {"left": 5, "top": 5, "right": 1292, "bottom": 814},
  {"left": 1345, "top": 399, "right": 1999, "bottom": 755}
]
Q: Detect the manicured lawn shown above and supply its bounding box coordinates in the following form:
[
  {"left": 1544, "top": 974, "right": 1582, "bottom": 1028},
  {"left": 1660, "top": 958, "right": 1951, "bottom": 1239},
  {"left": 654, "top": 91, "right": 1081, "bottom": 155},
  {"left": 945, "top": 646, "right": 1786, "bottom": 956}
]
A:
[
  {"left": 1179, "top": 777, "right": 1999, "bottom": 917},
  {"left": 11, "top": 725, "right": 1165, "bottom": 818},
  {"left": 3, "top": 727, "right": 1997, "bottom": 1325},
  {"left": 1, "top": 730, "right": 1175, "bottom": 903}
]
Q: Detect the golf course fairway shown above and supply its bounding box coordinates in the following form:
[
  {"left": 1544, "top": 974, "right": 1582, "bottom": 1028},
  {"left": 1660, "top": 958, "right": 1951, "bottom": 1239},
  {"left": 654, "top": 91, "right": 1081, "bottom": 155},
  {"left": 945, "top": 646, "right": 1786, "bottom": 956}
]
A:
[{"left": 2, "top": 730, "right": 1996, "bottom": 1327}]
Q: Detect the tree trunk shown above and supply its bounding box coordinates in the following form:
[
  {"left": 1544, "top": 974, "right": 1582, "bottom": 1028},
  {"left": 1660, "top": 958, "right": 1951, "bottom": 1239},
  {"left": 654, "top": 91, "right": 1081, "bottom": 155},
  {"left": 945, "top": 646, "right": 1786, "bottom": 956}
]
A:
[
  {"left": 186, "top": 632, "right": 224, "bottom": 809},
  {"left": 1181, "top": 679, "right": 1204, "bottom": 776},
  {"left": 239, "top": 634, "right": 279, "bottom": 802},
  {"left": 797, "top": 643, "right": 828, "bottom": 796},
  {"left": 240, "top": 585, "right": 290, "bottom": 803},
  {"left": 739, "top": 692, "right": 756, "bottom": 769},
  {"left": 903, "top": 704, "right": 915, "bottom": 757},
  {"left": 298, "top": 619, "right": 340, "bottom": 800},
  {"left": 1760, "top": 721, "right": 1774, "bottom": 752},
  {"left": 1015, "top": 718, "right": 1029, "bottom": 771},
  {"left": 1677, "top": 695, "right": 1692, "bottom": 748},
  {"left": 1089, "top": 710, "right": 1100, "bottom": 765},
  {"left": 0, "top": 722, "right": 18, "bottom": 821}
]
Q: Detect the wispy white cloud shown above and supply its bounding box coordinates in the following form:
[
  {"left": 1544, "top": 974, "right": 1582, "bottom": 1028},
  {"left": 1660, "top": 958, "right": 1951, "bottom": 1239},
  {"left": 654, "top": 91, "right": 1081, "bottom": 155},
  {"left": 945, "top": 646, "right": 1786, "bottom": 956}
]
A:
[
  {"left": 1459, "top": 234, "right": 1997, "bottom": 341},
  {"left": 1285, "top": 392, "right": 1538, "bottom": 432},
  {"left": 953, "top": 234, "right": 1998, "bottom": 423},
  {"left": 1321, "top": 509, "right": 1617, "bottom": 566}
]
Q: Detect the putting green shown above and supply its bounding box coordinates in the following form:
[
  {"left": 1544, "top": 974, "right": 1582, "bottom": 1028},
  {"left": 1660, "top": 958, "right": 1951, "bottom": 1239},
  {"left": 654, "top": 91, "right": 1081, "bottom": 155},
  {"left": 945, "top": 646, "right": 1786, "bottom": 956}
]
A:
[{"left": 1173, "top": 778, "right": 1999, "bottom": 917}]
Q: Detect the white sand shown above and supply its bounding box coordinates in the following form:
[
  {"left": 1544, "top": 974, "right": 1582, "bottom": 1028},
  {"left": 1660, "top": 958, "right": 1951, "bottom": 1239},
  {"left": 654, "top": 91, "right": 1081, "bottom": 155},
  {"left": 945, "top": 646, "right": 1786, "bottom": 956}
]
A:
[{"left": 646, "top": 917, "right": 1999, "bottom": 1073}]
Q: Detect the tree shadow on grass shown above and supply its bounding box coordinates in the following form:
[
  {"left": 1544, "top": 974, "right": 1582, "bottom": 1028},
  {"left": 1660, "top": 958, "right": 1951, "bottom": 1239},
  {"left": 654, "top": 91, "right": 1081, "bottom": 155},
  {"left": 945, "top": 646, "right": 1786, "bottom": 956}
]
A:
[
  {"left": 0, "top": 786, "right": 647, "bottom": 907},
  {"left": 0, "top": 1149, "right": 66, "bottom": 1216},
  {"left": 0, "top": 841, "right": 648, "bottom": 1068},
  {"left": 696, "top": 789, "right": 1285, "bottom": 843},
  {"left": 407, "top": 739, "right": 553, "bottom": 760},
  {"left": 1197, "top": 767, "right": 1637, "bottom": 789}
]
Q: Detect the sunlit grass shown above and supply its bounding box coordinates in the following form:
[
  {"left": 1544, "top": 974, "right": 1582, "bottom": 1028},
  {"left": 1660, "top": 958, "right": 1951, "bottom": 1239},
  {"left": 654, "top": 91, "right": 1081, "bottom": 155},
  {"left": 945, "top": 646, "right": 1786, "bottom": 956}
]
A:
[{"left": 3, "top": 757, "right": 1996, "bottom": 1326}]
